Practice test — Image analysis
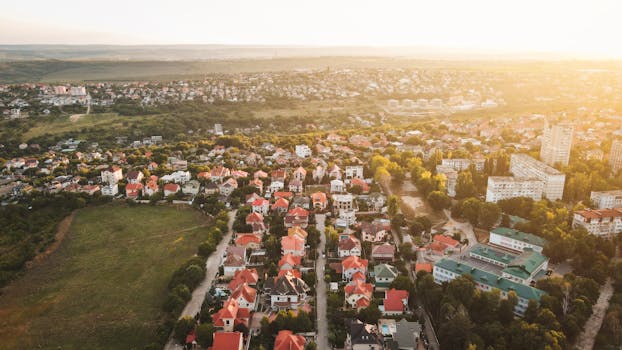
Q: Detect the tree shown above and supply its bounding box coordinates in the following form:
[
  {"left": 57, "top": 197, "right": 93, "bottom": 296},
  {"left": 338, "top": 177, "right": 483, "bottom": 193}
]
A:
[
  {"left": 174, "top": 316, "right": 195, "bottom": 343},
  {"left": 390, "top": 275, "right": 415, "bottom": 293},
  {"left": 358, "top": 302, "right": 382, "bottom": 324},
  {"left": 427, "top": 191, "right": 451, "bottom": 211},
  {"left": 438, "top": 312, "right": 474, "bottom": 350},
  {"left": 461, "top": 198, "right": 481, "bottom": 226},
  {"left": 399, "top": 242, "right": 415, "bottom": 261},
  {"left": 387, "top": 195, "right": 399, "bottom": 217},
  {"left": 196, "top": 323, "right": 215, "bottom": 347},
  {"left": 455, "top": 171, "right": 477, "bottom": 199},
  {"left": 478, "top": 202, "right": 501, "bottom": 229}
]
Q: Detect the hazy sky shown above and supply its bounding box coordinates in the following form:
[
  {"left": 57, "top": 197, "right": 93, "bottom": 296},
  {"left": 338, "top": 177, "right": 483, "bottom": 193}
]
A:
[{"left": 2, "top": 0, "right": 622, "bottom": 57}]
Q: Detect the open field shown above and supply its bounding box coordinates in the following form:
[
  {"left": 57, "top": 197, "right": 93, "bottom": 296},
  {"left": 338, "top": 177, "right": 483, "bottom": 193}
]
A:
[
  {"left": 19, "top": 113, "right": 160, "bottom": 141},
  {"left": 0, "top": 204, "right": 211, "bottom": 350}
]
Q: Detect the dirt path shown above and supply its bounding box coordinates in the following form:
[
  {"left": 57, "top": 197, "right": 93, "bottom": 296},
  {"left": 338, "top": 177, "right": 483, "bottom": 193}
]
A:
[
  {"left": 69, "top": 114, "right": 84, "bottom": 122},
  {"left": 574, "top": 278, "right": 614, "bottom": 350},
  {"left": 25, "top": 211, "right": 76, "bottom": 269}
]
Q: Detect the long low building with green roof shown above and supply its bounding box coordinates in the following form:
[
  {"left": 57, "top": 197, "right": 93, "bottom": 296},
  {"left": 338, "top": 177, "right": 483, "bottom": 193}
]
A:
[
  {"left": 489, "top": 227, "right": 547, "bottom": 253},
  {"left": 469, "top": 243, "right": 549, "bottom": 285},
  {"left": 433, "top": 258, "right": 546, "bottom": 316}
]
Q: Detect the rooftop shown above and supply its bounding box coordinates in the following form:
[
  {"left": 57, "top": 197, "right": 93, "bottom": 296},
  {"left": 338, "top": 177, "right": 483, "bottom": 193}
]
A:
[
  {"left": 435, "top": 258, "right": 546, "bottom": 301},
  {"left": 491, "top": 227, "right": 547, "bottom": 247}
]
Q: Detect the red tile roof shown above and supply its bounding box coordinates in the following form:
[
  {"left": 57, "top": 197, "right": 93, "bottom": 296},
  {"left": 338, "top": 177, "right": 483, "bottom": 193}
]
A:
[
  {"left": 415, "top": 263, "right": 433, "bottom": 273},
  {"left": 342, "top": 255, "right": 369, "bottom": 271},
  {"left": 384, "top": 288, "right": 408, "bottom": 312},
  {"left": 212, "top": 332, "right": 243, "bottom": 350},
  {"left": 433, "top": 234, "right": 459, "bottom": 247},
  {"left": 274, "top": 330, "right": 306, "bottom": 350}
]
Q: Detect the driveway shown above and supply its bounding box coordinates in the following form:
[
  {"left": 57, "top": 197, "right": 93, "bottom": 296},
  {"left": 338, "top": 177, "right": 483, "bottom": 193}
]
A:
[
  {"left": 314, "top": 214, "right": 330, "bottom": 350},
  {"left": 164, "top": 209, "right": 236, "bottom": 350}
]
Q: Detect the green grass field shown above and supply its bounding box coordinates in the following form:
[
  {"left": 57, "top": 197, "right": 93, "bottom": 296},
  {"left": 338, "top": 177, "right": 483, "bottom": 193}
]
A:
[
  {"left": 0, "top": 204, "right": 211, "bottom": 350},
  {"left": 20, "top": 113, "right": 160, "bottom": 141}
]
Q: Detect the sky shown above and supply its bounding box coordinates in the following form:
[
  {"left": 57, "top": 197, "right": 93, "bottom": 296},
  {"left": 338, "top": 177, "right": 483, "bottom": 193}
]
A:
[{"left": 2, "top": 0, "right": 622, "bottom": 57}]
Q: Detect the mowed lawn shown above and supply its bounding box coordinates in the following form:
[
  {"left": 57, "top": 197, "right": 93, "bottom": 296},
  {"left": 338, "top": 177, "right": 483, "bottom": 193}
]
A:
[{"left": 0, "top": 204, "right": 211, "bottom": 350}]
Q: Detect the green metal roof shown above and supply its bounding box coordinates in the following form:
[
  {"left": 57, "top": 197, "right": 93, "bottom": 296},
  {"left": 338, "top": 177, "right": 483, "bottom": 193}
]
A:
[
  {"left": 469, "top": 244, "right": 517, "bottom": 266},
  {"left": 435, "top": 258, "right": 546, "bottom": 301},
  {"left": 374, "top": 264, "right": 398, "bottom": 279},
  {"left": 491, "top": 227, "right": 547, "bottom": 247},
  {"left": 502, "top": 249, "right": 548, "bottom": 279}
]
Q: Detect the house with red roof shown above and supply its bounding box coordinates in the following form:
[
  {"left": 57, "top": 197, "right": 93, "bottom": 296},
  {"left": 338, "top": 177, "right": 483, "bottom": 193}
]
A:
[
  {"left": 223, "top": 253, "right": 246, "bottom": 277},
  {"left": 230, "top": 283, "right": 258, "bottom": 310},
  {"left": 274, "top": 191, "right": 294, "bottom": 200},
  {"left": 350, "top": 177, "right": 370, "bottom": 193},
  {"left": 274, "top": 330, "right": 306, "bottom": 350},
  {"left": 288, "top": 226, "right": 308, "bottom": 239},
  {"left": 345, "top": 279, "right": 374, "bottom": 310},
  {"left": 272, "top": 197, "right": 290, "bottom": 214},
  {"left": 143, "top": 178, "right": 159, "bottom": 197},
  {"left": 338, "top": 235, "right": 362, "bottom": 258},
  {"left": 211, "top": 332, "right": 243, "bottom": 350},
  {"left": 245, "top": 212, "right": 267, "bottom": 234},
  {"left": 284, "top": 207, "right": 309, "bottom": 228},
  {"left": 429, "top": 234, "right": 461, "bottom": 255},
  {"left": 292, "top": 167, "right": 307, "bottom": 182},
  {"left": 281, "top": 235, "right": 306, "bottom": 256},
  {"left": 212, "top": 299, "right": 250, "bottom": 332},
  {"left": 234, "top": 234, "right": 262, "bottom": 250},
  {"left": 342, "top": 255, "right": 368, "bottom": 281},
  {"left": 251, "top": 198, "right": 270, "bottom": 215},
  {"left": 245, "top": 192, "right": 263, "bottom": 205},
  {"left": 415, "top": 263, "right": 433, "bottom": 274},
  {"left": 228, "top": 268, "right": 259, "bottom": 292},
  {"left": 197, "top": 171, "right": 211, "bottom": 180},
  {"left": 271, "top": 169, "right": 287, "bottom": 182},
  {"left": 163, "top": 183, "right": 180, "bottom": 197},
  {"left": 254, "top": 170, "right": 268, "bottom": 179},
  {"left": 248, "top": 178, "right": 263, "bottom": 193},
  {"left": 125, "top": 183, "right": 143, "bottom": 199},
  {"left": 311, "top": 192, "right": 328, "bottom": 210},
  {"left": 382, "top": 289, "right": 409, "bottom": 315},
  {"left": 278, "top": 269, "right": 302, "bottom": 279},
  {"left": 278, "top": 254, "right": 302, "bottom": 270},
  {"left": 210, "top": 166, "right": 231, "bottom": 181},
  {"left": 371, "top": 243, "right": 395, "bottom": 262}
]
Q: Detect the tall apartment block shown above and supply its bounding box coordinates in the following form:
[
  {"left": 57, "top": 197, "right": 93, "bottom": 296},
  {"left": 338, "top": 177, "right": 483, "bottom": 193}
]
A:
[
  {"left": 540, "top": 121, "right": 573, "bottom": 167},
  {"left": 510, "top": 154, "right": 566, "bottom": 201}
]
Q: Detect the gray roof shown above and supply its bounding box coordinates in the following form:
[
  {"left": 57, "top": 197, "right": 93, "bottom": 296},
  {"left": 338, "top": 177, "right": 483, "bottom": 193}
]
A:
[{"left": 394, "top": 319, "right": 421, "bottom": 348}]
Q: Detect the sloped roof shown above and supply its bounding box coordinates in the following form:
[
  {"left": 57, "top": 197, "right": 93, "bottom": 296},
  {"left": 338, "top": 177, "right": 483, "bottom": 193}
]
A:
[{"left": 274, "top": 330, "right": 306, "bottom": 350}]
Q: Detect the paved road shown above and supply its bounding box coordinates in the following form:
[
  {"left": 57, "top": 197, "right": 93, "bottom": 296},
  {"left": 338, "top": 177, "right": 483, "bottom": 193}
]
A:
[
  {"left": 164, "top": 210, "right": 236, "bottom": 350},
  {"left": 314, "top": 214, "right": 330, "bottom": 350},
  {"left": 574, "top": 278, "right": 614, "bottom": 350}
]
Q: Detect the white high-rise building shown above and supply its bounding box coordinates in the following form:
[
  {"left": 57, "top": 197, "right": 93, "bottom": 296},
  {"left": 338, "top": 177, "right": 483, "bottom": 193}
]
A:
[
  {"left": 540, "top": 121, "right": 573, "bottom": 166},
  {"left": 590, "top": 190, "right": 622, "bottom": 209},
  {"left": 485, "top": 176, "right": 544, "bottom": 202},
  {"left": 436, "top": 165, "right": 458, "bottom": 197},
  {"left": 609, "top": 140, "right": 622, "bottom": 174},
  {"left": 510, "top": 154, "right": 566, "bottom": 201}
]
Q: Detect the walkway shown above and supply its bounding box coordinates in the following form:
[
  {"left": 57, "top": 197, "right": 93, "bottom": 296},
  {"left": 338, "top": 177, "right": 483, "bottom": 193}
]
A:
[
  {"left": 315, "top": 214, "right": 330, "bottom": 350},
  {"left": 574, "top": 278, "right": 614, "bottom": 350},
  {"left": 164, "top": 209, "right": 236, "bottom": 350}
]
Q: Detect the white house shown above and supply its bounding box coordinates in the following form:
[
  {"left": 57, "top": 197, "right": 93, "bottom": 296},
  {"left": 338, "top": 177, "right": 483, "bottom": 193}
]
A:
[
  {"left": 295, "top": 145, "right": 312, "bottom": 158},
  {"left": 330, "top": 179, "right": 345, "bottom": 193},
  {"left": 101, "top": 183, "right": 119, "bottom": 196}
]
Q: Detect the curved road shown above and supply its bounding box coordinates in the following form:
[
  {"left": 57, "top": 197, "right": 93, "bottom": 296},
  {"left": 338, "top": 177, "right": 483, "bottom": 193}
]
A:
[
  {"left": 315, "top": 214, "right": 330, "bottom": 350},
  {"left": 164, "top": 210, "right": 236, "bottom": 350}
]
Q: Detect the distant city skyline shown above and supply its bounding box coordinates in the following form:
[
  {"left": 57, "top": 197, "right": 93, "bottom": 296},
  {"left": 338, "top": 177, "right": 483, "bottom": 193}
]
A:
[{"left": 2, "top": 0, "right": 622, "bottom": 58}]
